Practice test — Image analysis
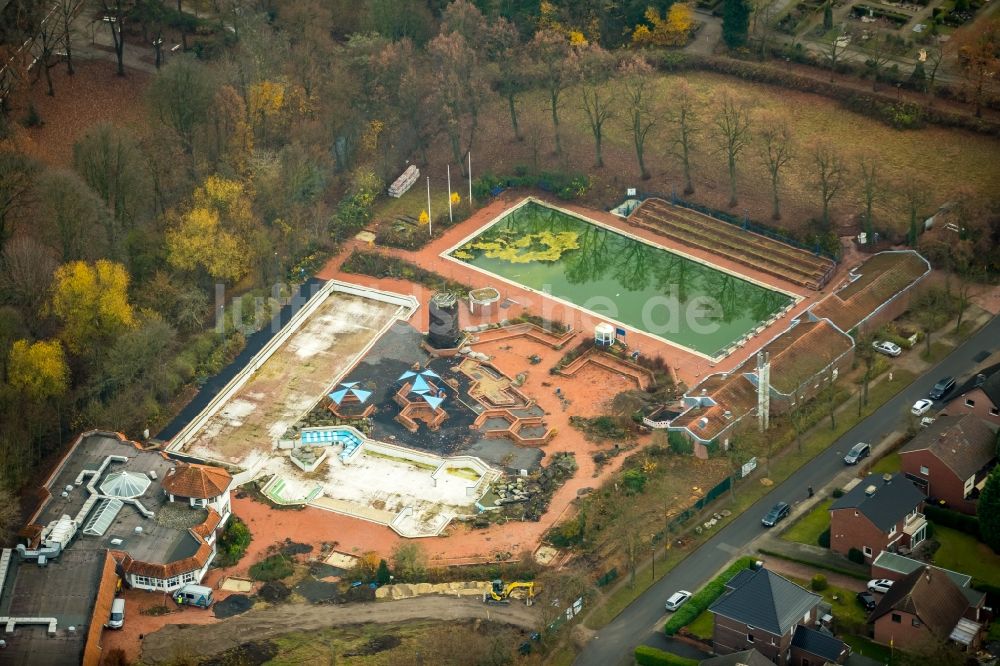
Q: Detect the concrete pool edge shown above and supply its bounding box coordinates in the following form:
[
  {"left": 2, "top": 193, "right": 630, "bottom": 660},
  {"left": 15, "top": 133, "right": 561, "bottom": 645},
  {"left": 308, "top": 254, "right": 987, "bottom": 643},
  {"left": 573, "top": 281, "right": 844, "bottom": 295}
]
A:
[{"left": 440, "top": 196, "right": 803, "bottom": 362}]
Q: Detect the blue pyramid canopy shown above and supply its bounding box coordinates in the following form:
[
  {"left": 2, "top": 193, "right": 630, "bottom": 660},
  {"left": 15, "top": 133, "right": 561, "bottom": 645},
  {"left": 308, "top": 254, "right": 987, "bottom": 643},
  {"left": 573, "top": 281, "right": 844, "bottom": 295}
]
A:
[
  {"left": 420, "top": 368, "right": 440, "bottom": 379},
  {"left": 398, "top": 371, "right": 416, "bottom": 381},
  {"left": 342, "top": 381, "right": 358, "bottom": 388},
  {"left": 329, "top": 389, "right": 349, "bottom": 405},
  {"left": 411, "top": 375, "right": 430, "bottom": 393},
  {"left": 350, "top": 388, "right": 372, "bottom": 403},
  {"left": 423, "top": 394, "right": 445, "bottom": 410}
]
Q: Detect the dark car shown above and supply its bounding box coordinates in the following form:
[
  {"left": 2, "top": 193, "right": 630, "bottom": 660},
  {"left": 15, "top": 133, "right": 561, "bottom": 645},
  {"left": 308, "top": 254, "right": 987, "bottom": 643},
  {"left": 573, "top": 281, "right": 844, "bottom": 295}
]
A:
[
  {"left": 929, "top": 376, "right": 956, "bottom": 400},
  {"left": 844, "top": 442, "right": 871, "bottom": 465},
  {"left": 761, "top": 502, "right": 790, "bottom": 527},
  {"left": 857, "top": 591, "right": 876, "bottom": 611}
]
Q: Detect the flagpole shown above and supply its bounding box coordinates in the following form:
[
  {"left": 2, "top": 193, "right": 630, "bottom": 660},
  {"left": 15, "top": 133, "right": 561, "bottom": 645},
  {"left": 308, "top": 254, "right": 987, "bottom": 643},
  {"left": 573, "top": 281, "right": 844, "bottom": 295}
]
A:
[
  {"left": 426, "top": 176, "right": 432, "bottom": 237},
  {"left": 447, "top": 165, "right": 453, "bottom": 224}
]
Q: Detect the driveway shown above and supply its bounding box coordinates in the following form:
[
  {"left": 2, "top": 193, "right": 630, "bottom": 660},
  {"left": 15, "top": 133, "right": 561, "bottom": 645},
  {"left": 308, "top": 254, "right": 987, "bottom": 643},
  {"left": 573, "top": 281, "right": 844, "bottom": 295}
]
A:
[{"left": 575, "top": 314, "right": 999, "bottom": 666}]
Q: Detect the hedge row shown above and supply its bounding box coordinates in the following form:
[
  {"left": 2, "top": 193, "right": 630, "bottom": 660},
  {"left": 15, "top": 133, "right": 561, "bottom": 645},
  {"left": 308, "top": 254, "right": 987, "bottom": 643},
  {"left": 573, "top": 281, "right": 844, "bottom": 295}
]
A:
[
  {"left": 341, "top": 250, "right": 470, "bottom": 297},
  {"left": 664, "top": 556, "right": 757, "bottom": 636},
  {"left": 925, "top": 505, "right": 981, "bottom": 539},
  {"left": 473, "top": 169, "right": 590, "bottom": 201},
  {"left": 756, "top": 549, "right": 869, "bottom": 580},
  {"left": 634, "top": 645, "right": 699, "bottom": 666}
]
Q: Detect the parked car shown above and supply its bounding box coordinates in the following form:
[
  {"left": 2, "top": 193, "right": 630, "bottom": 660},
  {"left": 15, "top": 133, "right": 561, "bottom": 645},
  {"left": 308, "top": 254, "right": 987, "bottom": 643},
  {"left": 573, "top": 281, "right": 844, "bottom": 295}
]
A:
[
  {"left": 173, "top": 584, "right": 214, "bottom": 608},
  {"left": 873, "top": 341, "right": 902, "bottom": 357},
  {"left": 911, "top": 399, "right": 934, "bottom": 416},
  {"left": 929, "top": 376, "right": 956, "bottom": 400},
  {"left": 857, "top": 591, "right": 877, "bottom": 611},
  {"left": 920, "top": 416, "right": 936, "bottom": 428},
  {"left": 665, "top": 590, "right": 692, "bottom": 612},
  {"left": 844, "top": 442, "right": 871, "bottom": 465},
  {"left": 761, "top": 502, "right": 791, "bottom": 527},
  {"left": 107, "top": 597, "right": 125, "bottom": 629},
  {"left": 867, "top": 579, "right": 894, "bottom": 594}
]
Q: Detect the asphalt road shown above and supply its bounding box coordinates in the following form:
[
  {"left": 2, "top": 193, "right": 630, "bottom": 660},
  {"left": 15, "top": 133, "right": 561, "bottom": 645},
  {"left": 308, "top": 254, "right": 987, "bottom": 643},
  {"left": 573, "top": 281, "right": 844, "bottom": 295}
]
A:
[{"left": 576, "top": 314, "right": 999, "bottom": 666}]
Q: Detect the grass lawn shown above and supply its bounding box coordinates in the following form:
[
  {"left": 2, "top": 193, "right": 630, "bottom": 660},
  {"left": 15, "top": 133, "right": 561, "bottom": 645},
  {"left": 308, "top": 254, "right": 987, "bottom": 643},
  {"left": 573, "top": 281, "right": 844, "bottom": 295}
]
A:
[
  {"left": 919, "top": 340, "right": 952, "bottom": 364},
  {"left": 931, "top": 525, "right": 1000, "bottom": 587},
  {"left": 781, "top": 499, "right": 832, "bottom": 546},
  {"left": 870, "top": 451, "right": 900, "bottom": 475},
  {"left": 685, "top": 609, "right": 715, "bottom": 640},
  {"left": 843, "top": 635, "right": 894, "bottom": 664},
  {"left": 790, "top": 577, "right": 868, "bottom": 634}
]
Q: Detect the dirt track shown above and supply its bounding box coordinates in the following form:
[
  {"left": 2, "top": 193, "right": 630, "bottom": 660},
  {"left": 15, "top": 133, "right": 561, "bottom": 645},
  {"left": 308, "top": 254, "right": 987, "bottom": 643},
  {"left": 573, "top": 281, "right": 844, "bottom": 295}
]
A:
[{"left": 140, "top": 596, "right": 541, "bottom": 664}]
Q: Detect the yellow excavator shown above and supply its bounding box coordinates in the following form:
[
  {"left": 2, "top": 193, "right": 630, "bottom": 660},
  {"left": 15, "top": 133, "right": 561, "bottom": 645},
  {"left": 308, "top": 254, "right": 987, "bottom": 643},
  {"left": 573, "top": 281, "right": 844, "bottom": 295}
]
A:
[{"left": 484, "top": 579, "right": 536, "bottom": 605}]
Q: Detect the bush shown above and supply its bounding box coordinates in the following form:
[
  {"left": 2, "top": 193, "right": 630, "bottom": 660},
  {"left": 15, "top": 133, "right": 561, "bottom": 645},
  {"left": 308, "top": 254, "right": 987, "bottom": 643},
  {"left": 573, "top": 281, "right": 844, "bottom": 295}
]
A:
[
  {"left": 831, "top": 488, "right": 845, "bottom": 498},
  {"left": 818, "top": 528, "right": 831, "bottom": 548},
  {"left": 925, "top": 505, "right": 981, "bottom": 539},
  {"left": 668, "top": 431, "right": 694, "bottom": 456},
  {"left": 23, "top": 103, "right": 43, "bottom": 128},
  {"left": 623, "top": 468, "right": 648, "bottom": 494},
  {"left": 215, "top": 515, "right": 252, "bottom": 567},
  {"left": 635, "top": 645, "right": 699, "bottom": 666},
  {"left": 811, "top": 574, "right": 828, "bottom": 591},
  {"left": 473, "top": 169, "right": 590, "bottom": 201},
  {"left": 249, "top": 553, "right": 295, "bottom": 581},
  {"left": 342, "top": 250, "right": 469, "bottom": 296},
  {"left": 848, "top": 548, "right": 865, "bottom": 564},
  {"left": 665, "top": 556, "right": 756, "bottom": 635}
]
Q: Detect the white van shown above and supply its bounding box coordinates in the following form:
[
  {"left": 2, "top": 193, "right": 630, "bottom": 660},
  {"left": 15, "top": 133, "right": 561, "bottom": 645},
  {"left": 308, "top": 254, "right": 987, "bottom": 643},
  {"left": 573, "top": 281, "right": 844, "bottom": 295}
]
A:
[
  {"left": 174, "top": 584, "right": 214, "bottom": 608},
  {"left": 107, "top": 598, "right": 125, "bottom": 629}
]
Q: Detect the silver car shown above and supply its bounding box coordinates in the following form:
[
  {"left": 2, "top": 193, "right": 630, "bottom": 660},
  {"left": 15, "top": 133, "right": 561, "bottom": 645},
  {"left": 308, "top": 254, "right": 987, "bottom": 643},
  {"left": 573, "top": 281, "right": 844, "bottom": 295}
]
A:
[
  {"left": 873, "top": 341, "right": 901, "bottom": 357},
  {"left": 665, "top": 590, "right": 692, "bottom": 612}
]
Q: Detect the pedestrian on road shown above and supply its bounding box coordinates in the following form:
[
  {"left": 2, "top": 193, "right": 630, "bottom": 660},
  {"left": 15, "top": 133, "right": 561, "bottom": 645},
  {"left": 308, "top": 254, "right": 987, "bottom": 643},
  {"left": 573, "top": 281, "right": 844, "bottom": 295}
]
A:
[{"left": 807, "top": 486, "right": 814, "bottom": 498}]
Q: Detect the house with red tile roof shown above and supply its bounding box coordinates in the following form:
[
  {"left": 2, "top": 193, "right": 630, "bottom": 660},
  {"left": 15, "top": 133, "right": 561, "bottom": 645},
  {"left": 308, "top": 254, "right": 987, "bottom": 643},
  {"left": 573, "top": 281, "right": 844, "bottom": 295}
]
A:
[
  {"left": 808, "top": 251, "right": 930, "bottom": 336},
  {"left": 665, "top": 251, "right": 927, "bottom": 455},
  {"left": 163, "top": 461, "right": 233, "bottom": 522},
  {"left": 899, "top": 414, "right": 997, "bottom": 514},
  {"left": 869, "top": 565, "right": 983, "bottom": 652}
]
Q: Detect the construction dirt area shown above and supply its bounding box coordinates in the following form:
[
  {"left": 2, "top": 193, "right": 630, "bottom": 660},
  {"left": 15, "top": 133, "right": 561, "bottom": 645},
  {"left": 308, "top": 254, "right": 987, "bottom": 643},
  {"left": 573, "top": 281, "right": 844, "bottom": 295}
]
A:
[{"left": 137, "top": 597, "right": 541, "bottom": 665}]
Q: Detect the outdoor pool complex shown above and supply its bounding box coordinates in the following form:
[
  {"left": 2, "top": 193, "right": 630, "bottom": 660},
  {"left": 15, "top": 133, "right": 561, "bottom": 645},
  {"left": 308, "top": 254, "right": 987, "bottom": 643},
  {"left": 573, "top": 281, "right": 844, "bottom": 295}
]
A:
[{"left": 449, "top": 200, "right": 794, "bottom": 357}]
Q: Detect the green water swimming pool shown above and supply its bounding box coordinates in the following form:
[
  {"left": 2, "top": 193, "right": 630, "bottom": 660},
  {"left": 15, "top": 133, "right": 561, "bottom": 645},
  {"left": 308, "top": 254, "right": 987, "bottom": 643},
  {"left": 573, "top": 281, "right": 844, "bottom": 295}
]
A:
[{"left": 447, "top": 200, "right": 795, "bottom": 357}]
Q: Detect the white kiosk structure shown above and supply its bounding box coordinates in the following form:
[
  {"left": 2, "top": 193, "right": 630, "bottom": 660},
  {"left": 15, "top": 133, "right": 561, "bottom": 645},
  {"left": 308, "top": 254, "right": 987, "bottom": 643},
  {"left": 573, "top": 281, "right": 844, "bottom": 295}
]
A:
[{"left": 595, "top": 322, "right": 615, "bottom": 347}]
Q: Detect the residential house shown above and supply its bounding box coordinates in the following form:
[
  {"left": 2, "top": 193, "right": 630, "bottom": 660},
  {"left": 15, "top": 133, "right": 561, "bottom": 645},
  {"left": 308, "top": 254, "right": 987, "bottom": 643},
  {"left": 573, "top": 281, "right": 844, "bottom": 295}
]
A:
[
  {"left": 708, "top": 567, "right": 850, "bottom": 666},
  {"left": 899, "top": 414, "right": 997, "bottom": 514},
  {"left": 870, "top": 566, "right": 983, "bottom": 652},
  {"left": 829, "top": 473, "right": 926, "bottom": 561},
  {"left": 947, "top": 365, "right": 1000, "bottom": 426},
  {"left": 0, "top": 431, "right": 234, "bottom": 664},
  {"left": 870, "top": 551, "right": 986, "bottom": 623}
]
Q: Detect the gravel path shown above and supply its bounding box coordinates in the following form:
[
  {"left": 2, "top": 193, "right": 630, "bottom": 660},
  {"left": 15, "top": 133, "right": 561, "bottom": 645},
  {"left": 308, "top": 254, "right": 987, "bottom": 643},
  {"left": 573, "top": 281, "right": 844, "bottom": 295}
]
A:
[{"left": 140, "top": 596, "right": 541, "bottom": 664}]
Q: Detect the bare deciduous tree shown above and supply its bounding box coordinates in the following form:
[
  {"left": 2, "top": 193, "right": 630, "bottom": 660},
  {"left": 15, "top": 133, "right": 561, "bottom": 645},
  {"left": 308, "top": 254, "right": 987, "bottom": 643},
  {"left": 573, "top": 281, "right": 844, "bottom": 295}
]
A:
[
  {"left": 620, "top": 55, "right": 657, "bottom": 180},
  {"left": 529, "top": 29, "right": 575, "bottom": 157},
  {"left": 810, "top": 139, "right": 848, "bottom": 231},
  {"left": 0, "top": 151, "right": 38, "bottom": 250},
  {"left": 756, "top": 111, "right": 793, "bottom": 220},
  {"left": 666, "top": 79, "right": 699, "bottom": 195},
  {"left": 712, "top": 88, "right": 753, "bottom": 207},
  {"left": 577, "top": 44, "right": 616, "bottom": 168}
]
